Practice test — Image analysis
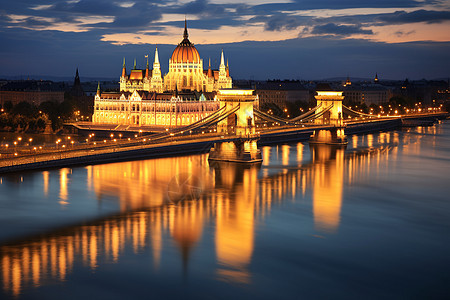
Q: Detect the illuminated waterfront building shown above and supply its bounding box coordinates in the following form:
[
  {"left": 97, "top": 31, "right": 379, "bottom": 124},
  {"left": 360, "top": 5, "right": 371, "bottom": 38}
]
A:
[{"left": 93, "top": 20, "right": 232, "bottom": 127}]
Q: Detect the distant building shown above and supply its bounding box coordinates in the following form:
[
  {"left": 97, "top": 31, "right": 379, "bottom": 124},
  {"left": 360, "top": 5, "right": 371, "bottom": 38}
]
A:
[
  {"left": 0, "top": 80, "right": 65, "bottom": 107},
  {"left": 343, "top": 76, "right": 391, "bottom": 105},
  {"left": 393, "top": 79, "right": 449, "bottom": 105},
  {"left": 69, "top": 69, "right": 94, "bottom": 117},
  {"left": 255, "top": 80, "right": 310, "bottom": 109}
]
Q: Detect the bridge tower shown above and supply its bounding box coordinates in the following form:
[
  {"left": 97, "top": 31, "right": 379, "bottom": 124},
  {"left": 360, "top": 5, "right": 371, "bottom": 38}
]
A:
[
  {"left": 310, "top": 89, "right": 347, "bottom": 145},
  {"left": 209, "top": 89, "right": 262, "bottom": 163}
]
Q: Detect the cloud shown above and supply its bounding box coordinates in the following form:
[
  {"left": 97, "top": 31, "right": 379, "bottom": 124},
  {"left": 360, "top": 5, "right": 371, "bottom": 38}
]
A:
[
  {"left": 376, "top": 9, "right": 450, "bottom": 24},
  {"left": 264, "top": 14, "right": 309, "bottom": 31},
  {"left": 311, "top": 23, "right": 373, "bottom": 35}
]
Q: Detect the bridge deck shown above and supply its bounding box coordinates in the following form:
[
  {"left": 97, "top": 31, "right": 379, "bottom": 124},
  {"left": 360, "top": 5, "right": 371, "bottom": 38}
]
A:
[{"left": 1, "top": 112, "right": 448, "bottom": 174}]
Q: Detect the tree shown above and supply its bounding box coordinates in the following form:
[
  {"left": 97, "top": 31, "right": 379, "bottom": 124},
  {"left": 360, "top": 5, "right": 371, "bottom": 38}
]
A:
[
  {"left": 12, "top": 101, "right": 36, "bottom": 117},
  {"left": 3, "top": 101, "right": 13, "bottom": 112}
]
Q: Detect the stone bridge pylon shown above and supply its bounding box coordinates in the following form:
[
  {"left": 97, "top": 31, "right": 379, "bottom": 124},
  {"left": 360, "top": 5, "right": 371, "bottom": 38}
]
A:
[
  {"left": 208, "top": 89, "right": 262, "bottom": 163},
  {"left": 310, "top": 89, "right": 348, "bottom": 145}
]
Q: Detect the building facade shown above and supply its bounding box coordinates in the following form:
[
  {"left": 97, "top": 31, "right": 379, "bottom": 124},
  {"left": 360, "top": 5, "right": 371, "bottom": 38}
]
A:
[
  {"left": 119, "top": 20, "right": 232, "bottom": 94},
  {"left": 0, "top": 80, "right": 64, "bottom": 106},
  {"left": 93, "top": 89, "right": 220, "bottom": 127},
  {"left": 255, "top": 81, "right": 310, "bottom": 109},
  {"left": 93, "top": 20, "right": 231, "bottom": 127},
  {"left": 343, "top": 85, "right": 392, "bottom": 105}
]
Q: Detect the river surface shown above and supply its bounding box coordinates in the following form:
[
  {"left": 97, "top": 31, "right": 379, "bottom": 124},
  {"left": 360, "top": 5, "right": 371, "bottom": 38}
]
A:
[{"left": 0, "top": 122, "right": 449, "bottom": 299}]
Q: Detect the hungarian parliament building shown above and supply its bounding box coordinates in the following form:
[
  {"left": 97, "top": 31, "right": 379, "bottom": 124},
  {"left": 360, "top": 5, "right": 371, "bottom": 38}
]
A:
[{"left": 92, "top": 20, "right": 232, "bottom": 127}]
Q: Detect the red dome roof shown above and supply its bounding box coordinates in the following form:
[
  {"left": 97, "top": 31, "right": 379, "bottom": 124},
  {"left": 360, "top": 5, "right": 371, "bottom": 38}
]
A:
[
  {"left": 170, "top": 20, "right": 200, "bottom": 64},
  {"left": 171, "top": 44, "right": 200, "bottom": 63}
]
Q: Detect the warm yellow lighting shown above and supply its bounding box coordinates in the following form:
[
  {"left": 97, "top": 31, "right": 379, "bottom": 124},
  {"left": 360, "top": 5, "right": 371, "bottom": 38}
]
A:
[
  {"left": 316, "top": 91, "right": 343, "bottom": 97},
  {"left": 218, "top": 89, "right": 253, "bottom": 96}
]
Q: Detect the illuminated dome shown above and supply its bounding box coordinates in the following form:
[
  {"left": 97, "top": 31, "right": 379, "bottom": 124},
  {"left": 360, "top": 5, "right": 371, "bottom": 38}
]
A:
[{"left": 170, "top": 21, "right": 200, "bottom": 63}]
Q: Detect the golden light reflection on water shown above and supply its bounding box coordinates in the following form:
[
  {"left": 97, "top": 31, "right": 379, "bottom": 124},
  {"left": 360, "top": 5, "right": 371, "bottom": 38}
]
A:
[
  {"left": 59, "top": 169, "right": 70, "bottom": 206},
  {"left": 0, "top": 132, "right": 414, "bottom": 296},
  {"left": 312, "top": 145, "right": 344, "bottom": 233}
]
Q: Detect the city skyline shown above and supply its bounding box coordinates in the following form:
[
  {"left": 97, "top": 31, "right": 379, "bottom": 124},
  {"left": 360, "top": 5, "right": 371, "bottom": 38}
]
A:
[{"left": 1, "top": 0, "right": 449, "bottom": 80}]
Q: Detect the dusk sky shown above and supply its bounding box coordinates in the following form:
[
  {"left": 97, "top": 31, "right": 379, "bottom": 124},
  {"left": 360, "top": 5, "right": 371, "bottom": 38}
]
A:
[{"left": 1, "top": 0, "right": 449, "bottom": 80}]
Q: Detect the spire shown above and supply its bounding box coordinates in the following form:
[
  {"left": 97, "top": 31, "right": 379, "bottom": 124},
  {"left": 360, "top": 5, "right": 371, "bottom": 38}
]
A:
[
  {"left": 220, "top": 49, "right": 225, "bottom": 66},
  {"left": 96, "top": 81, "right": 101, "bottom": 96},
  {"left": 374, "top": 72, "right": 379, "bottom": 83},
  {"left": 152, "top": 46, "right": 161, "bottom": 78},
  {"left": 121, "top": 58, "right": 127, "bottom": 77},
  {"left": 145, "top": 55, "right": 150, "bottom": 78},
  {"left": 74, "top": 68, "right": 80, "bottom": 85},
  {"left": 207, "top": 58, "right": 213, "bottom": 78},
  {"left": 154, "top": 46, "right": 160, "bottom": 64},
  {"left": 219, "top": 50, "right": 226, "bottom": 77},
  {"left": 226, "top": 59, "right": 230, "bottom": 77},
  {"left": 133, "top": 58, "right": 137, "bottom": 70},
  {"left": 183, "top": 17, "right": 188, "bottom": 40}
]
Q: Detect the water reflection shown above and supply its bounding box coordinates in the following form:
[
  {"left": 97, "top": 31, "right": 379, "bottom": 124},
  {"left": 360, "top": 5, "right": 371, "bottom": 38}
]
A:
[
  {"left": 1, "top": 130, "right": 414, "bottom": 297},
  {"left": 311, "top": 145, "right": 344, "bottom": 233}
]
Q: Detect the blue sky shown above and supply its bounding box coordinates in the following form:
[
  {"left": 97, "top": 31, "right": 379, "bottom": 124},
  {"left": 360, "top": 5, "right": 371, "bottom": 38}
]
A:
[{"left": 0, "top": 0, "right": 449, "bottom": 80}]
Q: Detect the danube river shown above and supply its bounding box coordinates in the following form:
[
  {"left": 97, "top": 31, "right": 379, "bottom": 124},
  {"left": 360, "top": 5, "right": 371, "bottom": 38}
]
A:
[{"left": 0, "top": 122, "right": 449, "bottom": 299}]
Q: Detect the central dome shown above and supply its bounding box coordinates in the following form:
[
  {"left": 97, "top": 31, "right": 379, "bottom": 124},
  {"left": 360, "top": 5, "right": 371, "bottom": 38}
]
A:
[{"left": 170, "top": 20, "right": 201, "bottom": 64}]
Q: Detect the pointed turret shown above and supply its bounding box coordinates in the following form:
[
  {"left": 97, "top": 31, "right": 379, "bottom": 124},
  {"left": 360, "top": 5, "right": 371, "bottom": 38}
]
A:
[
  {"left": 183, "top": 17, "right": 188, "bottom": 40},
  {"left": 207, "top": 58, "right": 213, "bottom": 78},
  {"left": 220, "top": 49, "right": 225, "bottom": 67},
  {"left": 96, "top": 81, "right": 101, "bottom": 96},
  {"left": 154, "top": 46, "right": 160, "bottom": 64},
  {"left": 219, "top": 49, "right": 226, "bottom": 78},
  {"left": 152, "top": 46, "right": 161, "bottom": 77},
  {"left": 75, "top": 68, "right": 80, "bottom": 83},
  {"left": 226, "top": 59, "right": 230, "bottom": 77},
  {"left": 150, "top": 46, "right": 163, "bottom": 92},
  {"left": 374, "top": 73, "right": 379, "bottom": 83},
  {"left": 121, "top": 58, "right": 127, "bottom": 78},
  {"left": 70, "top": 68, "right": 85, "bottom": 97},
  {"left": 145, "top": 55, "right": 150, "bottom": 78},
  {"left": 133, "top": 58, "right": 137, "bottom": 70}
]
